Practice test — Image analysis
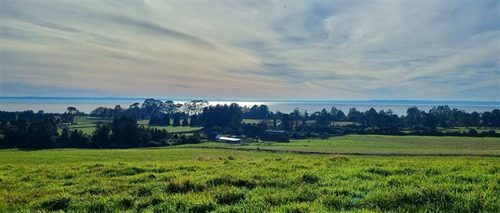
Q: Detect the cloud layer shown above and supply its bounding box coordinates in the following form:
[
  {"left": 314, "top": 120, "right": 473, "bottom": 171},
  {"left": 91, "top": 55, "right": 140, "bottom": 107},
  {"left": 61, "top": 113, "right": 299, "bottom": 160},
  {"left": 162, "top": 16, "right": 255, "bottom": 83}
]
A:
[{"left": 1, "top": 1, "right": 499, "bottom": 101}]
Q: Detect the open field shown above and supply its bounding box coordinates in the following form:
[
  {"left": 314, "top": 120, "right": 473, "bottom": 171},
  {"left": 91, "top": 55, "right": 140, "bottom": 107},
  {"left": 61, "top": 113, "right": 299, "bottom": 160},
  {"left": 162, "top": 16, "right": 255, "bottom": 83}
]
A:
[
  {"left": 242, "top": 119, "right": 273, "bottom": 124},
  {"left": 1, "top": 147, "right": 499, "bottom": 212},
  {"left": 147, "top": 126, "right": 203, "bottom": 133},
  {"left": 183, "top": 135, "right": 500, "bottom": 156},
  {"left": 437, "top": 126, "right": 500, "bottom": 133},
  {"left": 61, "top": 116, "right": 202, "bottom": 134}
]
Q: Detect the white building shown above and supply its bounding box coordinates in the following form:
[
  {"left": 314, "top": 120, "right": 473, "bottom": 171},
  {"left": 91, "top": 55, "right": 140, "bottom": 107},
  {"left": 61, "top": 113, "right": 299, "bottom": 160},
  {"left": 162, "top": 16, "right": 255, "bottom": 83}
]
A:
[{"left": 215, "top": 134, "right": 241, "bottom": 143}]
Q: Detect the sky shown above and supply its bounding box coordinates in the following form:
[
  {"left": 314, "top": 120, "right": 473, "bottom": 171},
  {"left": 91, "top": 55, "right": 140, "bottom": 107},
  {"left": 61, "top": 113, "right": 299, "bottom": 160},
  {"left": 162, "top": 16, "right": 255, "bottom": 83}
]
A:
[{"left": 1, "top": 1, "right": 499, "bottom": 101}]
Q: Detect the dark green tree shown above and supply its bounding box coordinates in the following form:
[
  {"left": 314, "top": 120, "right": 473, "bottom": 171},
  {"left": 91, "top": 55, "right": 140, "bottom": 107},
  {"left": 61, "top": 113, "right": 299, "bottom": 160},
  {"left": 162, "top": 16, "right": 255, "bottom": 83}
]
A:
[
  {"left": 182, "top": 118, "right": 189, "bottom": 126},
  {"left": 281, "top": 114, "right": 291, "bottom": 131},
  {"left": 69, "top": 129, "right": 89, "bottom": 148},
  {"left": 56, "top": 128, "right": 71, "bottom": 147},
  {"left": 91, "top": 123, "right": 111, "bottom": 148},
  {"left": 111, "top": 116, "right": 139, "bottom": 148},
  {"left": 189, "top": 115, "right": 199, "bottom": 127},
  {"left": 172, "top": 114, "right": 181, "bottom": 127},
  {"left": 228, "top": 110, "right": 242, "bottom": 134},
  {"left": 28, "top": 119, "right": 57, "bottom": 149},
  {"left": 405, "top": 107, "right": 423, "bottom": 127}
]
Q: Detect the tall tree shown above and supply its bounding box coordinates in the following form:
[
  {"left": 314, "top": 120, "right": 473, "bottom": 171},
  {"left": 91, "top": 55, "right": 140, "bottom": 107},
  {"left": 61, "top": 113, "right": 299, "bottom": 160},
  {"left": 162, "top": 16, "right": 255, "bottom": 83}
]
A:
[
  {"left": 91, "top": 123, "right": 111, "bottom": 148},
  {"left": 189, "top": 115, "right": 199, "bottom": 127},
  {"left": 111, "top": 116, "right": 139, "bottom": 148},
  {"left": 28, "top": 119, "right": 57, "bottom": 149},
  {"left": 172, "top": 114, "right": 181, "bottom": 127}
]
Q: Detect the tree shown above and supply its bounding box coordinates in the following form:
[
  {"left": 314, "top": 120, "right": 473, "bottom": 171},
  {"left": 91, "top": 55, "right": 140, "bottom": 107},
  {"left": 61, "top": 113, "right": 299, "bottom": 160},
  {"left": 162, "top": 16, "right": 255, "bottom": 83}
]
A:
[
  {"left": 423, "top": 112, "right": 437, "bottom": 128},
  {"left": 1, "top": 119, "right": 29, "bottom": 148},
  {"left": 111, "top": 116, "right": 139, "bottom": 148},
  {"left": 56, "top": 128, "right": 71, "bottom": 147},
  {"left": 69, "top": 130, "right": 89, "bottom": 148},
  {"left": 228, "top": 110, "right": 242, "bottom": 134},
  {"left": 405, "top": 107, "right": 422, "bottom": 127},
  {"left": 365, "top": 108, "right": 378, "bottom": 126},
  {"left": 199, "top": 104, "right": 242, "bottom": 129},
  {"left": 172, "top": 114, "right": 181, "bottom": 127},
  {"left": 467, "top": 112, "right": 480, "bottom": 127},
  {"left": 149, "top": 111, "right": 169, "bottom": 126},
  {"left": 28, "top": 119, "right": 57, "bottom": 149},
  {"left": 189, "top": 115, "right": 199, "bottom": 127},
  {"left": 60, "top": 113, "right": 74, "bottom": 124},
  {"left": 91, "top": 123, "right": 111, "bottom": 148},
  {"left": 67, "top": 107, "right": 79, "bottom": 115},
  {"left": 182, "top": 118, "right": 189, "bottom": 126},
  {"left": 347, "top": 108, "right": 363, "bottom": 123},
  {"left": 281, "top": 114, "right": 292, "bottom": 131}
]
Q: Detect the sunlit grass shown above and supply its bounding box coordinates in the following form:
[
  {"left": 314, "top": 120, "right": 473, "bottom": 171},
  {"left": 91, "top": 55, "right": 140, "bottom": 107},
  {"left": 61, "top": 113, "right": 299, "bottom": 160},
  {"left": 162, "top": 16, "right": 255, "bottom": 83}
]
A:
[
  {"left": 182, "top": 135, "right": 500, "bottom": 155},
  {"left": 0, "top": 148, "right": 499, "bottom": 212}
]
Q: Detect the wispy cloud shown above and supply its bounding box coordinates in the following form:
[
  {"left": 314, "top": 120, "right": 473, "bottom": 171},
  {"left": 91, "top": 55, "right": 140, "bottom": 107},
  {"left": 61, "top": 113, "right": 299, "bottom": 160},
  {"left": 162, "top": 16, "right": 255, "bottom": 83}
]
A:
[{"left": 0, "top": 1, "right": 498, "bottom": 100}]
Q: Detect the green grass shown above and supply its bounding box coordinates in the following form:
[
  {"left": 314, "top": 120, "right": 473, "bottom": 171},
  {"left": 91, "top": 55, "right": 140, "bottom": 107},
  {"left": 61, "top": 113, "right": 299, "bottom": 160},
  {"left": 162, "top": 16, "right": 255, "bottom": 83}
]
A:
[
  {"left": 182, "top": 135, "right": 500, "bottom": 155},
  {"left": 61, "top": 116, "right": 202, "bottom": 135},
  {"left": 145, "top": 126, "right": 203, "bottom": 133},
  {"left": 242, "top": 119, "right": 273, "bottom": 124},
  {"left": 437, "top": 126, "right": 500, "bottom": 133},
  {"left": 73, "top": 116, "right": 111, "bottom": 125},
  {"left": 0, "top": 148, "right": 499, "bottom": 212}
]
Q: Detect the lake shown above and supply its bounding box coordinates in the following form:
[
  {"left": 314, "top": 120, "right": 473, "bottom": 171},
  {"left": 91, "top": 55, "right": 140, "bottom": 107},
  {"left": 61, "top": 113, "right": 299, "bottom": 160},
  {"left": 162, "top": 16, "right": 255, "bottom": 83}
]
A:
[{"left": 1, "top": 97, "right": 499, "bottom": 116}]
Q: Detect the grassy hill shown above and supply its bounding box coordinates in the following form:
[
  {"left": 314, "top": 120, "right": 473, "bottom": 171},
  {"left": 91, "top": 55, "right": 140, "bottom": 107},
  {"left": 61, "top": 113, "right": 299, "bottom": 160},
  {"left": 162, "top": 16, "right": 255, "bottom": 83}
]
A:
[{"left": 1, "top": 142, "right": 499, "bottom": 212}]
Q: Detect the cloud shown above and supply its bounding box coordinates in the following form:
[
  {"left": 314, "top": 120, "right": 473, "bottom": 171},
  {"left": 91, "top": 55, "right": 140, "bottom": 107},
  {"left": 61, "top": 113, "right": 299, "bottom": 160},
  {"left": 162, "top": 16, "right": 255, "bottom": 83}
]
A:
[{"left": 0, "top": 1, "right": 498, "bottom": 101}]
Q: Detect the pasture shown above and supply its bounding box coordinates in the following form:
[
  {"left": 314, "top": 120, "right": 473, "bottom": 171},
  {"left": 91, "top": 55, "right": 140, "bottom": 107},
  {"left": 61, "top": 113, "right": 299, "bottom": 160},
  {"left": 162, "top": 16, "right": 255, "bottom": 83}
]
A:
[
  {"left": 1, "top": 146, "right": 499, "bottom": 212},
  {"left": 60, "top": 116, "right": 202, "bottom": 135},
  {"left": 184, "top": 135, "right": 500, "bottom": 156}
]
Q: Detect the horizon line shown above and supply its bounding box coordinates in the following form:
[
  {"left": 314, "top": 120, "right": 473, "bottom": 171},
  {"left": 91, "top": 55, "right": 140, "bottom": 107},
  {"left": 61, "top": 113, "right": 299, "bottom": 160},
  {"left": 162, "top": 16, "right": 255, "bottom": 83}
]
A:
[{"left": 1, "top": 96, "right": 499, "bottom": 104}]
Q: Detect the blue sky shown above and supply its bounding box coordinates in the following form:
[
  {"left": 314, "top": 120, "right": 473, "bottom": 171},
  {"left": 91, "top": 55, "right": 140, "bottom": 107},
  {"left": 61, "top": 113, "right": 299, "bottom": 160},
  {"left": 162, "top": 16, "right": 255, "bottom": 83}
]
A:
[{"left": 1, "top": 1, "right": 499, "bottom": 101}]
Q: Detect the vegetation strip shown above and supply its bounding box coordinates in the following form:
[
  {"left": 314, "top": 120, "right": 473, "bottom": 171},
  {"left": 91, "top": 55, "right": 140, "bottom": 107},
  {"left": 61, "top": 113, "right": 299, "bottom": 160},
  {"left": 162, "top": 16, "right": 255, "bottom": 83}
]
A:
[{"left": 178, "top": 146, "right": 500, "bottom": 157}]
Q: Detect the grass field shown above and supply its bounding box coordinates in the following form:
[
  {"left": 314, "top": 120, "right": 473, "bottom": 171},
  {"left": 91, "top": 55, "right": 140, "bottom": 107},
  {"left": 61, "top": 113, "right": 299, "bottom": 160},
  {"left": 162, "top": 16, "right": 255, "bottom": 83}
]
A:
[
  {"left": 1, "top": 147, "right": 499, "bottom": 212},
  {"left": 437, "top": 126, "right": 500, "bottom": 133},
  {"left": 242, "top": 119, "right": 273, "bottom": 124},
  {"left": 61, "top": 116, "right": 202, "bottom": 135},
  {"left": 182, "top": 135, "right": 500, "bottom": 156}
]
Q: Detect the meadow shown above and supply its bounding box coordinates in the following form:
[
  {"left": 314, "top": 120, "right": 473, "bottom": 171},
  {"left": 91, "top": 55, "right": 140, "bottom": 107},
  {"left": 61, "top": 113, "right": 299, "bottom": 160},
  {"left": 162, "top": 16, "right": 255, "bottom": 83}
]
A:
[
  {"left": 184, "top": 135, "right": 500, "bottom": 156},
  {"left": 60, "top": 116, "right": 202, "bottom": 135},
  {"left": 1, "top": 145, "right": 499, "bottom": 212}
]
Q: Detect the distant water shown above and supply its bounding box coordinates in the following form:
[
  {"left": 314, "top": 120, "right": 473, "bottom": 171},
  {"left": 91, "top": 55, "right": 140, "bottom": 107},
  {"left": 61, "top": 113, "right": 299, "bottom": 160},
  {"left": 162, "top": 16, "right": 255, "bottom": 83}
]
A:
[{"left": 1, "top": 97, "right": 499, "bottom": 116}]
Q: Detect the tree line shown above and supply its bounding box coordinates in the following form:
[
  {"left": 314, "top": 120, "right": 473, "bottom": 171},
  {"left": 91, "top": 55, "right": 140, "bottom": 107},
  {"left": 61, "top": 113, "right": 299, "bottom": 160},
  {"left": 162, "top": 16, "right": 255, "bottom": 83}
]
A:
[
  {"left": 0, "top": 115, "right": 201, "bottom": 149},
  {"left": 0, "top": 100, "right": 499, "bottom": 149}
]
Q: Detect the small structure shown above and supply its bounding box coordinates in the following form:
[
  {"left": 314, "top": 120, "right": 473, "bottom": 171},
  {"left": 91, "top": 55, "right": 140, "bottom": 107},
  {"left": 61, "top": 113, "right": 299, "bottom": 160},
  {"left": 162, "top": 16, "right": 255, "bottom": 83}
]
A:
[
  {"left": 215, "top": 134, "right": 242, "bottom": 143},
  {"left": 261, "top": 130, "right": 289, "bottom": 142}
]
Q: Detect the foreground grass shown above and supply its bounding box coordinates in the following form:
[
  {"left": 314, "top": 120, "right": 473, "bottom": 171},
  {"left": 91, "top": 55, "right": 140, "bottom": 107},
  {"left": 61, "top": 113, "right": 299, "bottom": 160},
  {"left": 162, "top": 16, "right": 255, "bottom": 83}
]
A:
[
  {"left": 184, "top": 135, "right": 500, "bottom": 156},
  {"left": 0, "top": 148, "right": 499, "bottom": 212}
]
